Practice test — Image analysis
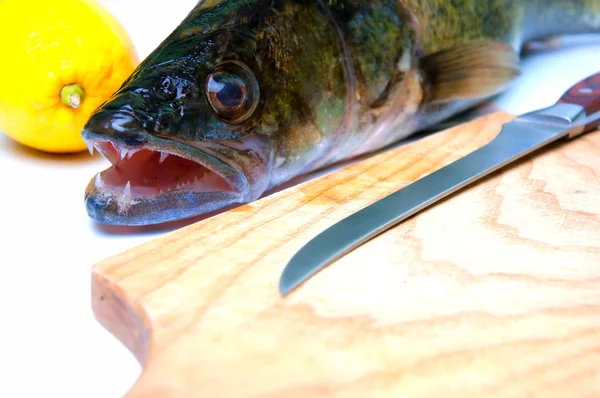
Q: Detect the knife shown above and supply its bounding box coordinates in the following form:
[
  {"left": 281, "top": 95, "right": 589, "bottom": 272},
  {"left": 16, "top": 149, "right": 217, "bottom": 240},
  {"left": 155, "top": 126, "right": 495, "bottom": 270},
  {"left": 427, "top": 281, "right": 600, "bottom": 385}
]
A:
[{"left": 279, "top": 71, "right": 600, "bottom": 297}]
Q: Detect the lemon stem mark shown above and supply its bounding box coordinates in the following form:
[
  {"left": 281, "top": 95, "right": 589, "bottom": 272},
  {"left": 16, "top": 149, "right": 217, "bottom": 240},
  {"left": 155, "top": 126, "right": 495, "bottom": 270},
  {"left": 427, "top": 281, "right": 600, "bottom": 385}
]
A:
[{"left": 60, "top": 84, "right": 85, "bottom": 109}]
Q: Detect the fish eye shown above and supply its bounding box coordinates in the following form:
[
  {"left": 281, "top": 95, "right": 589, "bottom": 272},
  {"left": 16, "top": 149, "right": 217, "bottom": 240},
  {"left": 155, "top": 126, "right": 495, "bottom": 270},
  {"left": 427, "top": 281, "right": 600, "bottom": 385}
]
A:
[{"left": 205, "top": 61, "right": 259, "bottom": 124}]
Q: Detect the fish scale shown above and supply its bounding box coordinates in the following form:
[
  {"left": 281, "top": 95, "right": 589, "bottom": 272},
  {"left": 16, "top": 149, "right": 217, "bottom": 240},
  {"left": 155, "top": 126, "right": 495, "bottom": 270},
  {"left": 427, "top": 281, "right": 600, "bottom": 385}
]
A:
[{"left": 81, "top": 0, "right": 600, "bottom": 226}]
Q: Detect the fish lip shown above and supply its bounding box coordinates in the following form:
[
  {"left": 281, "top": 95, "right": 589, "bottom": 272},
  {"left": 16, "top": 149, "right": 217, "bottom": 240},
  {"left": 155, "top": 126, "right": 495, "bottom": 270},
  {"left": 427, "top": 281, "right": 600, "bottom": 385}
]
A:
[
  {"left": 82, "top": 128, "right": 249, "bottom": 226},
  {"left": 84, "top": 187, "right": 241, "bottom": 226}
]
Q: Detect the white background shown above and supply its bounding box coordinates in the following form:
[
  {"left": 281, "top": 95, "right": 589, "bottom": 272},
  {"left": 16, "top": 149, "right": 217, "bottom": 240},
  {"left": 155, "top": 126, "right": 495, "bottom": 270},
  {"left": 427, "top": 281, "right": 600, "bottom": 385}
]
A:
[{"left": 0, "top": 1, "right": 599, "bottom": 397}]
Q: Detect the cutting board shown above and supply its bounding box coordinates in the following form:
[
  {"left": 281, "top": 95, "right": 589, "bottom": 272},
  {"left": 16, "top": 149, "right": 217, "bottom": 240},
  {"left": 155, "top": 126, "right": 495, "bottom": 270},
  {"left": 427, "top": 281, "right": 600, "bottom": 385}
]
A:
[{"left": 91, "top": 112, "right": 600, "bottom": 398}]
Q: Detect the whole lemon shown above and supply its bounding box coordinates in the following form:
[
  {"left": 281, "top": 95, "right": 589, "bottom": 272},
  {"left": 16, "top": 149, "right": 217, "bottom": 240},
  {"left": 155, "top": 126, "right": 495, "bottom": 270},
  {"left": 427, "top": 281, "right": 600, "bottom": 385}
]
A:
[{"left": 0, "top": 0, "right": 139, "bottom": 153}]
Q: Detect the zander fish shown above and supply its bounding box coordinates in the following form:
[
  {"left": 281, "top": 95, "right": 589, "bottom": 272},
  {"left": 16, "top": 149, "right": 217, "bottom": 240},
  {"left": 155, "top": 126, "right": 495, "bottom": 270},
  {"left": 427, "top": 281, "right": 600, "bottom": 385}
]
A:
[{"left": 82, "top": 0, "right": 600, "bottom": 225}]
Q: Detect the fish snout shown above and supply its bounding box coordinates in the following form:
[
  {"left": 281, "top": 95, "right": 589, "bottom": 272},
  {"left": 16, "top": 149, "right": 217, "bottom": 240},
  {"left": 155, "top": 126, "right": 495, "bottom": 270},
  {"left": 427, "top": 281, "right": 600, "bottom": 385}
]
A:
[{"left": 83, "top": 109, "right": 149, "bottom": 147}]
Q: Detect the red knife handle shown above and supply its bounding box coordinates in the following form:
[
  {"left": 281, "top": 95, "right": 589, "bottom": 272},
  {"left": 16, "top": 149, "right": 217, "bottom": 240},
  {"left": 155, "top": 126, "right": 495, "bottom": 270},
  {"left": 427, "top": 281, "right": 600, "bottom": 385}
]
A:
[{"left": 558, "top": 71, "right": 600, "bottom": 134}]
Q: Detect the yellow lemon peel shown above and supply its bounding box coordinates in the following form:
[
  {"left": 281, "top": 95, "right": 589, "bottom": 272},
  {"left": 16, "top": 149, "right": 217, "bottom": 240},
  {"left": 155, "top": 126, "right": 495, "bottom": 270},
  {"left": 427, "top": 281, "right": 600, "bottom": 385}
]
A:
[{"left": 0, "top": 0, "right": 139, "bottom": 153}]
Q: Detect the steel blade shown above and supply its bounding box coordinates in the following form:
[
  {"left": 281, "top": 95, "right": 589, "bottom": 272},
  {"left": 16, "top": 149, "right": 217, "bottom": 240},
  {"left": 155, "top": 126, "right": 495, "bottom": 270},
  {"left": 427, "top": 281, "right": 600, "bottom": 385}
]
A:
[{"left": 279, "top": 104, "right": 587, "bottom": 296}]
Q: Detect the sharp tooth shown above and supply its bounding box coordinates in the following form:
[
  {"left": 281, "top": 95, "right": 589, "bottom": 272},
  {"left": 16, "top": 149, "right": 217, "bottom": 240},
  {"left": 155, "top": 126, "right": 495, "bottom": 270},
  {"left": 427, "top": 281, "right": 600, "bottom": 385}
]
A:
[
  {"left": 127, "top": 148, "right": 140, "bottom": 159},
  {"left": 94, "top": 173, "right": 104, "bottom": 188},
  {"left": 159, "top": 152, "right": 169, "bottom": 165},
  {"left": 86, "top": 141, "right": 94, "bottom": 156},
  {"left": 123, "top": 181, "right": 132, "bottom": 202},
  {"left": 117, "top": 181, "right": 133, "bottom": 214},
  {"left": 120, "top": 147, "right": 129, "bottom": 161}
]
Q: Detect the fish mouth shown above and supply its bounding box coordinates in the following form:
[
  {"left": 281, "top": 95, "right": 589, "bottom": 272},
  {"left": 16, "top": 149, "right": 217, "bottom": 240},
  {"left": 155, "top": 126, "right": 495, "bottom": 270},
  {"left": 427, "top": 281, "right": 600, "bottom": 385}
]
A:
[{"left": 82, "top": 130, "right": 249, "bottom": 226}]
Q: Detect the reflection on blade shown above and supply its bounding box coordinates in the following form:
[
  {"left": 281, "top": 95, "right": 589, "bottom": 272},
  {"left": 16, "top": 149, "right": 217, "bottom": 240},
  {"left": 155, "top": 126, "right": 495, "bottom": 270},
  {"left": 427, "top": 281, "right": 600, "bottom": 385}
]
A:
[{"left": 279, "top": 105, "right": 593, "bottom": 296}]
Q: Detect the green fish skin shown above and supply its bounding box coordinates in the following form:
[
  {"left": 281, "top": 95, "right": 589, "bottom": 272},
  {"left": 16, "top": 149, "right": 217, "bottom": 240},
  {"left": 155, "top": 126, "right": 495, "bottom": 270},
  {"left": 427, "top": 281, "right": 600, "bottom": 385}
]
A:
[{"left": 81, "top": 0, "right": 600, "bottom": 226}]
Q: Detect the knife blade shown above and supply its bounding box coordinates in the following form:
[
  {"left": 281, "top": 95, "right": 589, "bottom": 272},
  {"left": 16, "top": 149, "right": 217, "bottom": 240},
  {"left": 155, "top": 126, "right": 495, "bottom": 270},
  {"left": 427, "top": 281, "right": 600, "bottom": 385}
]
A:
[{"left": 279, "top": 71, "right": 600, "bottom": 297}]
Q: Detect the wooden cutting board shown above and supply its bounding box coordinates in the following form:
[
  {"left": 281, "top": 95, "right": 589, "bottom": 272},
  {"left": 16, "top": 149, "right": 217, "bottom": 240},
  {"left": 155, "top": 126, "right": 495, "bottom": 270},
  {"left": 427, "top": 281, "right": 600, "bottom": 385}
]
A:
[{"left": 91, "top": 112, "right": 600, "bottom": 398}]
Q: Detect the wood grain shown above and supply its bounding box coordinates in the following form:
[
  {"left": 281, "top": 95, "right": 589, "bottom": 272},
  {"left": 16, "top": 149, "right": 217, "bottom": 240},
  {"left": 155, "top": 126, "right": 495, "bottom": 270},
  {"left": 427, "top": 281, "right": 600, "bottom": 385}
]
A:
[{"left": 91, "top": 112, "right": 600, "bottom": 398}]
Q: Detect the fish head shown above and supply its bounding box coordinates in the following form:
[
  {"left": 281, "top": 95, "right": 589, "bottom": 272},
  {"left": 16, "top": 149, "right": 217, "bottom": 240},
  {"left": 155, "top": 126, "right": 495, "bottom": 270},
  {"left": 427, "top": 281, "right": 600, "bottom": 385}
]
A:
[{"left": 82, "top": 0, "right": 305, "bottom": 226}]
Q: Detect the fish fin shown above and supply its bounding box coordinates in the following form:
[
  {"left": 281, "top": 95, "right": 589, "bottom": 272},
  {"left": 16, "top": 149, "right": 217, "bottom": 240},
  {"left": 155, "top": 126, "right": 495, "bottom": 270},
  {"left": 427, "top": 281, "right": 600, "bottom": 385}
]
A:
[{"left": 420, "top": 40, "right": 521, "bottom": 103}]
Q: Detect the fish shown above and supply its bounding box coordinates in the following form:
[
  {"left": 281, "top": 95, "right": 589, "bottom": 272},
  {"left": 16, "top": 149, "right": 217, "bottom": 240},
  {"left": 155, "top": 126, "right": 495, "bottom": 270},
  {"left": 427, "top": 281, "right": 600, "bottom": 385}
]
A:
[{"left": 81, "top": 0, "right": 600, "bottom": 226}]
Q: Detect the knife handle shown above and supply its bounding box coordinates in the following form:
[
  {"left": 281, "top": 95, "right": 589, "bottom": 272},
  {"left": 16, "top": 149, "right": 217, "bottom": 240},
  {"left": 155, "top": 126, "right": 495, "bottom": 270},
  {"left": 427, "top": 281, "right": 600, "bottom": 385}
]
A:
[{"left": 558, "top": 71, "right": 600, "bottom": 134}]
